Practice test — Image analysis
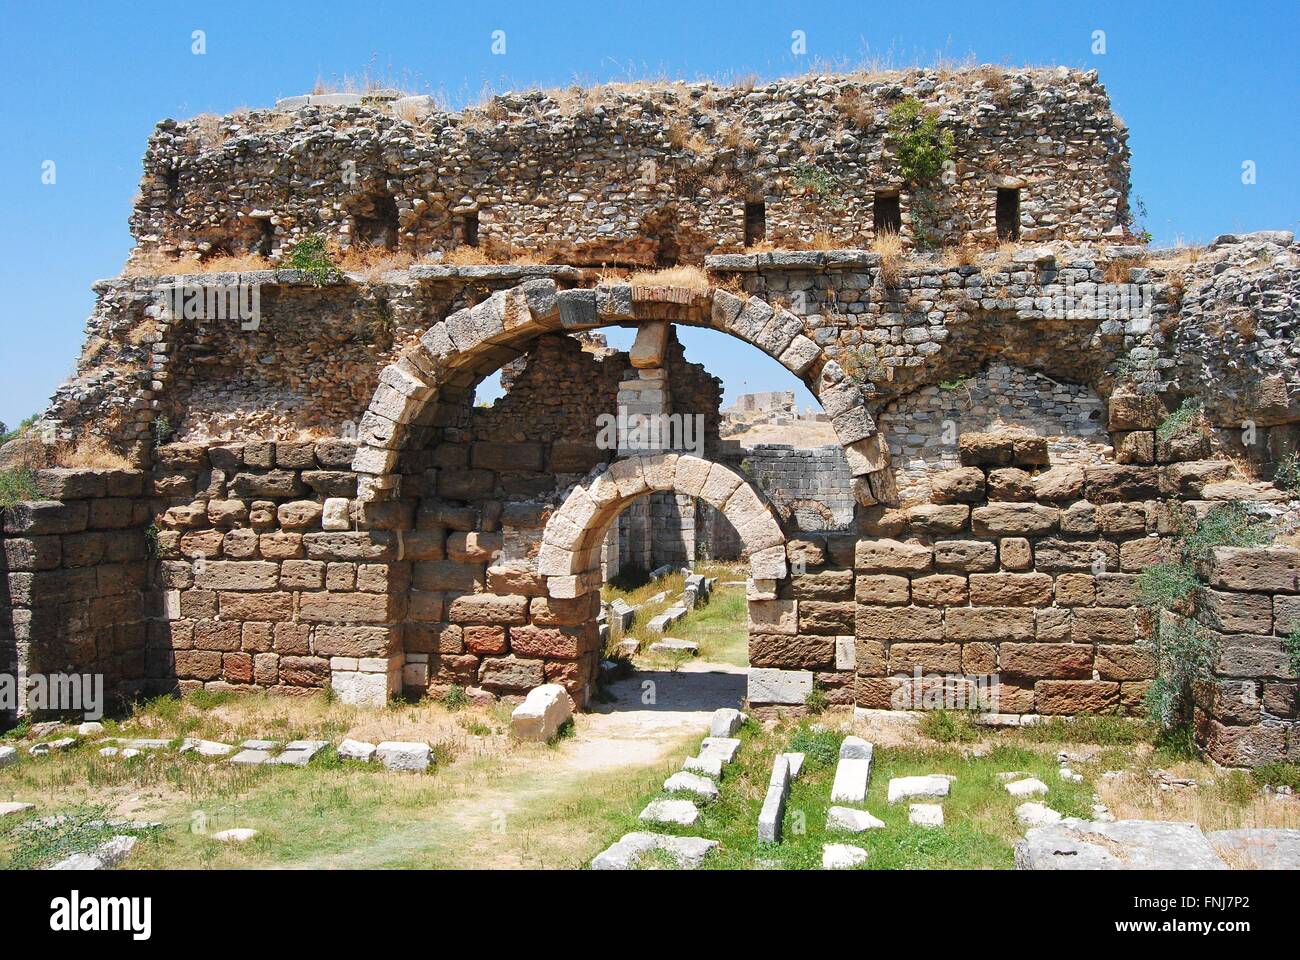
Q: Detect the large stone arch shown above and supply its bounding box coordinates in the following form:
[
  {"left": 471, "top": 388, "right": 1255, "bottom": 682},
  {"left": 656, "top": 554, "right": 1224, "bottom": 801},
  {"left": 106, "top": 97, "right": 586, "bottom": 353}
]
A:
[{"left": 350, "top": 279, "right": 895, "bottom": 507}]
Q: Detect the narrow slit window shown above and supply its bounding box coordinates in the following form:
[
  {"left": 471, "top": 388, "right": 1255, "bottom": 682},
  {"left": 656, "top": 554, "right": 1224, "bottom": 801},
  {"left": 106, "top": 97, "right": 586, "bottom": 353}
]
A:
[
  {"left": 744, "top": 200, "right": 766, "bottom": 245},
  {"left": 996, "top": 188, "right": 1021, "bottom": 241},
  {"left": 873, "top": 193, "right": 901, "bottom": 236},
  {"left": 456, "top": 210, "right": 480, "bottom": 247}
]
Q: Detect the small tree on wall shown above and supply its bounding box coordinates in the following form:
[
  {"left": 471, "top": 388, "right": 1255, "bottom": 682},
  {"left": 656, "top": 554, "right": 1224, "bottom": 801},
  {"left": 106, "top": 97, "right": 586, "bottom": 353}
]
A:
[{"left": 887, "top": 97, "right": 955, "bottom": 249}]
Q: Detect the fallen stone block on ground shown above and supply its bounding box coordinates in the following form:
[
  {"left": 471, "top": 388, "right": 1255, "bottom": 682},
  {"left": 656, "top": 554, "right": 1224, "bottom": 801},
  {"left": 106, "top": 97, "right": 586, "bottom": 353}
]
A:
[
  {"left": 664, "top": 771, "right": 719, "bottom": 801},
  {"left": 822, "top": 843, "right": 869, "bottom": 869},
  {"left": 826, "top": 806, "right": 885, "bottom": 833},
  {"left": 591, "top": 832, "right": 718, "bottom": 870},
  {"left": 710, "top": 707, "right": 746, "bottom": 737},
  {"left": 1004, "top": 777, "right": 1049, "bottom": 798},
  {"left": 375, "top": 741, "right": 432, "bottom": 772},
  {"left": 1015, "top": 802, "right": 1063, "bottom": 827},
  {"left": 639, "top": 798, "right": 700, "bottom": 826},
  {"left": 909, "top": 803, "right": 944, "bottom": 827},
  {"left": 511, "top": 683, "right": 573, "bottom": 742},
  {"left": 888, "top": 774, "right": 951, "bottom": 803},
  {"left": 830, "top": 757, "right": 872, "bottom": 803}
]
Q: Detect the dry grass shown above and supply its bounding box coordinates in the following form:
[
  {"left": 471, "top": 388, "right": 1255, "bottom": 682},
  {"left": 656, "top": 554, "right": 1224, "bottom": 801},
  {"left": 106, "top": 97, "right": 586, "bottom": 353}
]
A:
[
  {"left": 809, "top": 230, "right": 839, "bottom": 251},
  {"left": 626, "top": 264, "right": 711, "bottom": 291},
  {"left": 1103, "top": 256, "right": 1148, "bottom": 284},
  {"left": 873, "top": 229, "right": 904, "bottom": 287},
  {"left": 666, "top": 119, "right": 708, "bottom": 154},
  {"left": 53, "top": 438, "right": 133, "bottom": 470},
  {"left": 441, "top": 245, "right": 494, "bottom": 266},
  {"left": 835, "top": 87, "right": 876, "bottom": 131},
  {"left": 718, "top": 121, "right": 756, "bottom": 152},
  {"left": 941, "top": 242, "right": 981, "bottom": 268}
]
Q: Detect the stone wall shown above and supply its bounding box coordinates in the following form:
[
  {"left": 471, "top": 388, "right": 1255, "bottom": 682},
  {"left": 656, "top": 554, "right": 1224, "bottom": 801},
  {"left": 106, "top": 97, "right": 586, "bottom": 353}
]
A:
[
  {"left": 880, "top": 360, "right": 1109, "bottom": 502},
  {"left": 1194, "top": 546, "right": 1300, "bottom": 765},
  {"left": 732, "top": 445, "right": 856, "bottom": 533},
  {"left": 129, "top": 68, "right": 1129, "bottom": 269},
  {"left": 1, "top": 470, "right": 153, "bottom": 717}
]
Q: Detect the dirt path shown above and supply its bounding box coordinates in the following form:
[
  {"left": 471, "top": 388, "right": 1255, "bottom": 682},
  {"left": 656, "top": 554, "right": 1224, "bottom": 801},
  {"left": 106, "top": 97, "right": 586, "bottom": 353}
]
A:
[{"left": 283, "top": 661, "right": 746, "bottom": 869}]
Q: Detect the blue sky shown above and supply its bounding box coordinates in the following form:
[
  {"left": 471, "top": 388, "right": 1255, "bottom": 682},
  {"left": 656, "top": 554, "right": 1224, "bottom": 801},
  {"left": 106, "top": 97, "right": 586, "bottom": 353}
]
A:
[{"left": 1, "top": 0, "right": 1296, "bottom": 427}]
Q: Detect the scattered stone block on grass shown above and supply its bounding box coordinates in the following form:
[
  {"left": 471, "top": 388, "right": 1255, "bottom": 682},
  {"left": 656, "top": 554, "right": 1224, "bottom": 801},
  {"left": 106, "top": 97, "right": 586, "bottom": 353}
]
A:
[
  {"left": 826, "top": 806, "right": 885, "bottom": 833},
  {"left": 649, "top": 638, "right": 698, "bottom": 655},
  {"left": 591, "top": 832, "right": 718, "bottom": 870},
  {"left": 782, "top": 752, "right": 805, "bottom": 779},
  {"left": 179, "top": 738, "right": 235, "bottom": 757},
  {"left": 1004, "top": 777, "right": 1049, "bottom": 798},
  {"left": 830, "top": 757, "right": 873, "bottom": 804},
  {"left": 0, "top": 801, "right": 35, "bottom": 818},
  {"left": 1015, "top": 802, "right": 1063, "bottom": 827},
  {"left": 76, "top": 722, "right": 104, "bottom": 736},
  {"left": 511, "top": 683, "right": 573, "bottom": 742},
  {"left": 240, "top": 739, "right": 278, "bottom": 751},
  {"left": 888, "top": 774, "right": 951, "bottom": 803},
  {"left": 710, "top": 707, "right": 747, "bottom": 737},
  {"left": 758, "top": 754, "right": 792, "bottom": 844},
  {"left": 822, "top": 843, "right": 869, "bottom": 869},
  {"left": 30, "top": 737, "right": 77, "bottom": 755},
  {"left": 839, "top": 736, "right": 874, "bottom": 760},
  {"left": 664, "top": 771, "right": 719, "bottom": 801},
  {"left": 1015, "top": 819, "right": 1228, "bottom": 870},
  {"left": 48, "top": 836, "right": 136, "bottom": 870},
  {"left": 909, "top": 803, "right": 944, "bottom": 827},
  {"left": 338, "top": 739, "right": 377, "bottom": 762},
  {"left": 212, "top": 828, "right": 258, "bottom": 843},
  {"left": 228, "top": 749, "right": 274, "bottom": 766},
  {"left": 639, "top": 798, "right": 700, "bottom": 826},
  {"left": 273, "top": 740, "right": 328, "bottom": 766},
  {"left": 0, "top": 746, "right": 17, "bottom": 768},
  {"left": 646, "top": 608, "right": 687, "bottom": 633},
  {"left": 118, "top": 738, "right": 172, "bottom": 751},
  {"left": 376, "top": 741, "right": 432, "bottom": 772},
  {"left": 699, "top": 736, "right": 741, "bottom": 764},
  {"left": 684, "top": 754, "right": 723, "bottom": 777}
]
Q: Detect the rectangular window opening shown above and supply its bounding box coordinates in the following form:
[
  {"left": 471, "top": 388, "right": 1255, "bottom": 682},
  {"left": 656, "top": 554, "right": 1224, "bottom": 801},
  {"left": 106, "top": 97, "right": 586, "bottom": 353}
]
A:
[
  {"left": 744, "top": 200, "right": 766, "bottom": 246},
  {"left": 873, "top": 193, "right": 901, "bottom": 236},
  {"left": 456, "top": 210, "right": 480, "bottom": 247},
  {"left": 996, "top": 188, "right": 1021, "bottom": 241}
]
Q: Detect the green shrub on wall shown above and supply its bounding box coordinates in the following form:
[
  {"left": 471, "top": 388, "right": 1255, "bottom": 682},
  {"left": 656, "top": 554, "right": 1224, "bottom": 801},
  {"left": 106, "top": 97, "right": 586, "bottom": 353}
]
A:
[{"left": 887, "top": 97, "right": 954, "bottom": 187}]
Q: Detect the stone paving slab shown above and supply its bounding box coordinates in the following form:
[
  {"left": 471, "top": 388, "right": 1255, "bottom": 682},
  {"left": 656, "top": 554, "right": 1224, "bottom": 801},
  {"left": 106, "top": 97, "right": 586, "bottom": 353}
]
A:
[
  {"left": 909, "top": 803, "right": 944, "bottom": 827},
  {"left": 1207, "top": 828, "right": 1300, "bottom": 869},
  {"left": 1016, "top": 819, "right": 1229, "bottom": 870}
]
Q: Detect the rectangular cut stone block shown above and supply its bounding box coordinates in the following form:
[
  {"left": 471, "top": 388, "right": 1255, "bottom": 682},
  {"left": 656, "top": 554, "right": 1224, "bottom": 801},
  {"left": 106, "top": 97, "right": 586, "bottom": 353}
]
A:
[
  {"left": 747, "top": 668, "right": 812, "bottom": 705},
  {"left": 855, "top": 539, "right": 933, "bottom": 573},
  {"left": 758, "top": 754, "right": 791, "bottom": 844},
  {"left": 1208, "top": 547, "right": 1300, "bottom": 593},
  {"left": 830, "top": 757, "right": 873, "bottom": 803},
  {"left": 511, "top": 684, "right": 574, "bottom": 741}
]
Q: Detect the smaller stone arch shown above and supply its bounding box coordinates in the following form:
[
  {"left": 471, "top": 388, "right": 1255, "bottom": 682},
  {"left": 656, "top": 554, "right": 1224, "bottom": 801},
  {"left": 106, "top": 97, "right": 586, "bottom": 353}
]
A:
[{"left": 535, "top": 453, "right": 788, "bottom": 599}]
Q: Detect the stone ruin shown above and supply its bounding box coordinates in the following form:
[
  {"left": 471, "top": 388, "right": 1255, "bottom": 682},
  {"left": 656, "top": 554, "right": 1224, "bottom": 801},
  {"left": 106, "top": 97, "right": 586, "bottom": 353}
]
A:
[{"left": 3, "top": 66, "right": 1299, "bottom": 766}]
